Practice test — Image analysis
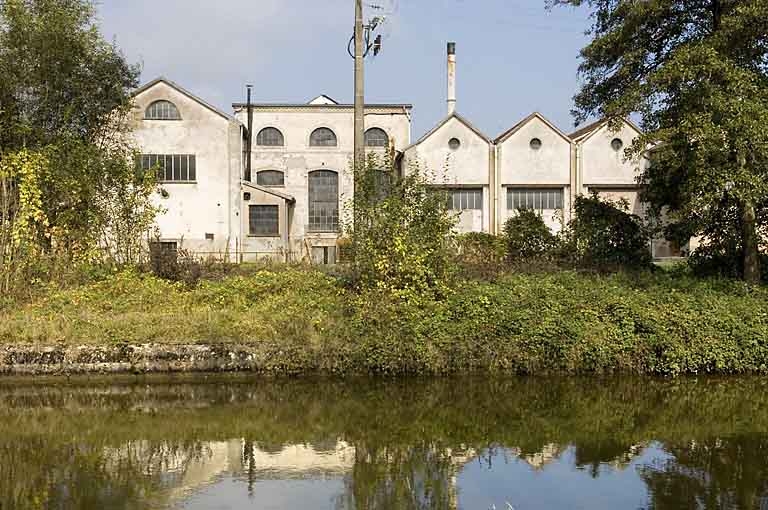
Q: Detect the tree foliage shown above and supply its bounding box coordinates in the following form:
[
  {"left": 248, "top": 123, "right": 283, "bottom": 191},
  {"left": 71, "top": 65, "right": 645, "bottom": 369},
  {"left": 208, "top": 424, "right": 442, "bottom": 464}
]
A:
[
  {"left": 503, "top": 208, "right": 557, "bottom": 261},
  {"left": 560, "top": 193, "right": 652, "bottom": 269},
  {"left": 0, "top": 0, "right": 157, "bottom": 290},
  {"left": 551, "top": 0, "right": 768, "bottom": 282},
  {"left": 346, "top": 154, "right": 456, "bottom": 301}
]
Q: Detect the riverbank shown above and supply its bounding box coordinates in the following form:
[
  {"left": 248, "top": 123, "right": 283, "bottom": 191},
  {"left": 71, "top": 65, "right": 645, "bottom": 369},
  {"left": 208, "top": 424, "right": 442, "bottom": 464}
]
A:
[{"left": 1, "top": 267, "right": 767, "bottom": 376}]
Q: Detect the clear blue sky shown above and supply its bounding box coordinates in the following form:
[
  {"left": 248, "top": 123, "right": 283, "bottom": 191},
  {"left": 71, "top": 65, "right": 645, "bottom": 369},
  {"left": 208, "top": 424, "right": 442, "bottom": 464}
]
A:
[{"left": 97, "top": 0, "right": 592, "bottom": 139}]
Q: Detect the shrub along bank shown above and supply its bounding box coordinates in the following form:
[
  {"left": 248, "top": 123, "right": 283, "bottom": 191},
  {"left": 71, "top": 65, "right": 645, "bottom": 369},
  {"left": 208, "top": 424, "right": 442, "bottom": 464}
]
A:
[{"left": 1, "top": 267, "right": 767, "bottom": 376}]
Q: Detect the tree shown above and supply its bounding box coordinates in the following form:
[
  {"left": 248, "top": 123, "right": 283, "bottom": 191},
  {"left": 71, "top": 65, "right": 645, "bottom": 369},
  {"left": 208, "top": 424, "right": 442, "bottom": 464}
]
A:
[
  {"left": 550, "top": 0, "right": 768, "bottom": 283},
  {"left": 0, "top": 0, "right": 139, "bottom": 150},
  {"left": 560, "top": 193, "right": 652, "bottom": 270},
  {"left": 346, "top": 153, "right": 456, "bottom": 301},
  {"left": 0, "top": 0, "right": 155, "bottom": 272}
]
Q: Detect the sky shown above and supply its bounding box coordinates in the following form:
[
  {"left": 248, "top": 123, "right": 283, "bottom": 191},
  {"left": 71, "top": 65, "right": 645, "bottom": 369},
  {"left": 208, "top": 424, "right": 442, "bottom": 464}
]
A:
[{"left": 97, "top": 0, "right": 593, "bottom": 139}]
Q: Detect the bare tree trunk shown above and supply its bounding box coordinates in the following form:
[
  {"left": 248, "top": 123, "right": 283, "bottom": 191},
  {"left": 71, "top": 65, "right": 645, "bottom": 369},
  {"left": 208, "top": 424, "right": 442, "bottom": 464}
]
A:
[{"left": 742, "top": 199, "right": 760, "bottom": 284}]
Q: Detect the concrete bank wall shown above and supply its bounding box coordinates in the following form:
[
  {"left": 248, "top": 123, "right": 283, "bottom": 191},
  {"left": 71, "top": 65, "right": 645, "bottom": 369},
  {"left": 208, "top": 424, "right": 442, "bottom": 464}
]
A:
[{"left": 0, "top": 344, "right": 314, "bottom": 376}]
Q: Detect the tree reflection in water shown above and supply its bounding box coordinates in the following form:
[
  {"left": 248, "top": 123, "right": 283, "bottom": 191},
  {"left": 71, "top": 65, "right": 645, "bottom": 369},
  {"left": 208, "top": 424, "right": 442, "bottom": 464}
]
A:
[
  {"left": 0, "top": 376, "right": 767, "bottom": 509},
  {"left": 641, "top": 437, "right": 768, "bottom": 510}
]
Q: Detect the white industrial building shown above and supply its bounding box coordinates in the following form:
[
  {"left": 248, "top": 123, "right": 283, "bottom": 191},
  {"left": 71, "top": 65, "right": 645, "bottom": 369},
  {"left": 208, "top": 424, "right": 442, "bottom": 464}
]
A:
[{"left": 130, "top": 42, "right": 680, "bottom": 264}]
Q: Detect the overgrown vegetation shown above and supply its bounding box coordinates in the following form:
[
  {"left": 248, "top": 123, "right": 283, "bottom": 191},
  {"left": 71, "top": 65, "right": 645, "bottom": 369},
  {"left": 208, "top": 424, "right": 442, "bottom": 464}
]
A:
[
  {"left": 551, "top": 0, "right": 768, "bottom": 283},
  {"left": 2, "top": 266, "right": 767, "bottom": 376},
  {"left": 0, "top": 0, "right": 158, "bottom": 299},
  {"left": 346, "top": 154, "right": 456, "bottom": 300}
]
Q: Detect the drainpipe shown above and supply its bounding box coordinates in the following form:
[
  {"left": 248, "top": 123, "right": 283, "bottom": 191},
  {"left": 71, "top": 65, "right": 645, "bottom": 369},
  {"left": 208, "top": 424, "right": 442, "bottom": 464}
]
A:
[
  {"left": 245, "top": 85, "right": 253, "bottom": 182},
  {"left": 489, "top": 144, "right": 497, "bottom": 235},
  {"left": 570, "top": 142, "right": 578, "bottom": 223}
]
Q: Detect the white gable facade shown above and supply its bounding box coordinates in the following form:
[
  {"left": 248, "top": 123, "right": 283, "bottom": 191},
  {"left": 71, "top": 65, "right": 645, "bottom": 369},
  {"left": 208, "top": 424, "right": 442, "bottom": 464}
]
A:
[
  {"left": 131, "top": 78, "right": 242, "bottom": 258},
  {"left": 402, "top": 113, "right": 493, "bottom": 233},
  {"left": 131, "top": 70, "right": 682, "bottom": 262},
  {"left": 496, "top": 113, "right": 573, "bottom": 234}
]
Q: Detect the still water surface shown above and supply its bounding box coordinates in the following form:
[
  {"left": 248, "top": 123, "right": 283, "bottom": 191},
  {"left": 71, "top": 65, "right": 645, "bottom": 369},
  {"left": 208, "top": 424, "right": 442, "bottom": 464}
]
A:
[{"left": 1, "top": 376, "right": 767, "bottom": 509}]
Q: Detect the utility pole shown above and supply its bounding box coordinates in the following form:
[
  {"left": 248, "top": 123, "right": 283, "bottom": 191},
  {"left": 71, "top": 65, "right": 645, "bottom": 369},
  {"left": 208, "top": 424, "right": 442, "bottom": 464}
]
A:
[{"left": 353, "top": 0, "right": 365, "bottom": 179}]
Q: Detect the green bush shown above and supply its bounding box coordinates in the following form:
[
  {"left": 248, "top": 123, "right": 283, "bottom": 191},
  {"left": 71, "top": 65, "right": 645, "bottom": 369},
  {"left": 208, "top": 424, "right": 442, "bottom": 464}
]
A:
[
  {"left": 347, "top": 155, "right": 456, "bottom": 301},
  {"left": 454, "top": 232, "right": 506, "bottom": 263},
  {"left": 503, "top": 209, "right": 557, "bottom": 261},
  {"left": 560, "top": 193, "right": 652, "bottom": 270}
]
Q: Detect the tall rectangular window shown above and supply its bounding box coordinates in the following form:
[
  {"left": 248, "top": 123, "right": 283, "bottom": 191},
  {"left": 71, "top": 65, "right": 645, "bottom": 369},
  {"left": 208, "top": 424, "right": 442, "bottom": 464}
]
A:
[
  {"left": 507, "top": 188, "right": 563, "bottom": 210},
  {"left": 308, "top": 170, "right": 339, "bottom": 232},
  {"left": 139, "top": 154, "right": 196, "bottom": 182},
  {"left": 249, "top": 205, "right": 279, "bottom": 236},
  {"left": 446, "top": 188, "right": 482, "bottom": 210}
]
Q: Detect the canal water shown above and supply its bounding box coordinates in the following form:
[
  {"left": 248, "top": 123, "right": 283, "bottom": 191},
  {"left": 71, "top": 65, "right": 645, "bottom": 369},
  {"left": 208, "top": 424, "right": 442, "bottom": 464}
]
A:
[{"left": 1, "top": 376, "right": 767, "bottom": 509}]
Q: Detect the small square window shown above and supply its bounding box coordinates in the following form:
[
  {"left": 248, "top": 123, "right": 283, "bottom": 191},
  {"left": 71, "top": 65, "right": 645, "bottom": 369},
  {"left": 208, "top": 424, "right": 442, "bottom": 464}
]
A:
[{"left": 249, "top": 205, "right": 279, "bottom": 236}]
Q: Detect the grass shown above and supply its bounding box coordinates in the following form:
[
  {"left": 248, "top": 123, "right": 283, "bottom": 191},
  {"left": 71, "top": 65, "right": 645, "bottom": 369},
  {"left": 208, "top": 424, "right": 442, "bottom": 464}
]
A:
[{"left": 1, "top": 265, "right": 767, "bottom": 376}]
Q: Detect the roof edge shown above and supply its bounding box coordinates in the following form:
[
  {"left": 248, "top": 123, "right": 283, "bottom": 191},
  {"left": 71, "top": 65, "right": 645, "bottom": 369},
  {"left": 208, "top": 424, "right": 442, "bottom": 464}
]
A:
[
  {"left": 232, "top": 103, "right": 413, "bottom": 109},
  {"left": 133, "top": 76, "right": 238, "bottom": 123},
  {"left": 241, "top": 181, "right": 296, "bottom": 203},
  {"left": 494, "top": 112, "right": 572, "bottom": 144},
  {"left": 403, "top": 112, "right": 491, "bottom": 152}
]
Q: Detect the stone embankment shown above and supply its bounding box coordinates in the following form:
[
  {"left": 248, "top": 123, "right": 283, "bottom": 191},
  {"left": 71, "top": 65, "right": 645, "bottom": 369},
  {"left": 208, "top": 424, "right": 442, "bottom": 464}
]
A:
[{"left": 0, "top": 344, "right": 291, "bottom": 376}]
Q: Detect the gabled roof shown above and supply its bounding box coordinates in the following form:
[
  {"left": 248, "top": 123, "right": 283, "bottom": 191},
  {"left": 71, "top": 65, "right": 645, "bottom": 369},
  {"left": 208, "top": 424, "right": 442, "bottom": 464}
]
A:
[
  {"left": 569, "top": 118, "right": 606, "bottom": 141},
  {"left": 308, "top": 94, "right": 339, "bottom": 105},
  {"left": 569, "top": 117, "right": 643, "bottom": 143},
  {"left": 133, "top": 76, "right": 237, "bottom": 122},
  {"left": 494, "top": 112, "right": 571, "bottom": 144},
  {"left": 242, "top": 181, "right": 296, "bottom": 203},
  {"left": 404, "top": 112, "right": 491, "bottom": 152}
]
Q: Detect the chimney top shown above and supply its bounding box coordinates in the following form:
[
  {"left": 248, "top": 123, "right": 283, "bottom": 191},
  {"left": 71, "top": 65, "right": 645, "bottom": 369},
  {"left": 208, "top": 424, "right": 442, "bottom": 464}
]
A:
[{"left": 447, "top": 42, "right": 456, "bottom": 55}]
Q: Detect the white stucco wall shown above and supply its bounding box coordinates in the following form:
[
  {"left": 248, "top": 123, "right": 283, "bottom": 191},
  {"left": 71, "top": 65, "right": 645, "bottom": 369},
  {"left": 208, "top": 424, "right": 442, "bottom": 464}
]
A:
[
  {"left": 131, "top": 81, "right": 242, "bottom": 258},
  {"left": 579, "top": 122, "right": 648, "bottom": 189},
  {"left": 402, "top": 115, "right": 492, "bottom": 233},
  {"left": 234, "top": 105, "right": 411, "bottom": 260},
  {"left": 497, "top": 116, "right": 571, "bottom": 186},
  {"left": 496, "top": 115, "right": 573, "bottom": 233}
]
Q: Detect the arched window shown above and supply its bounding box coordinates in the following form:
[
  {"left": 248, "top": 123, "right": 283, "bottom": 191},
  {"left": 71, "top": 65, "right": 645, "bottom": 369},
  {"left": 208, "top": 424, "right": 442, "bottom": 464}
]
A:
[
  {"left": 256, "top": 170, "right": 285, "bottom": 186},
  {"left": 310, "top": 127, "right": 337, "bottom": 147},
  {"left": 364, "top": 128, "right": 389, "bottom": 147},
  {"left": 308, "top": 170, "right": 339, "bottom": 232},
  {"left": 145, "top": 100, "right": 181, "bottom": 120},
  {"left": 256, "top": 127, "right": 284, "bottom": 146}
]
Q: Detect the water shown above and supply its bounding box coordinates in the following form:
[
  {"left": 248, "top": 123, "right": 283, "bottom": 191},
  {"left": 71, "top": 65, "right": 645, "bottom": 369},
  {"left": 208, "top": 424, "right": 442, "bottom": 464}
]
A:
[{"left": 1, "top": 376, "right": 767, "bottom": 510}]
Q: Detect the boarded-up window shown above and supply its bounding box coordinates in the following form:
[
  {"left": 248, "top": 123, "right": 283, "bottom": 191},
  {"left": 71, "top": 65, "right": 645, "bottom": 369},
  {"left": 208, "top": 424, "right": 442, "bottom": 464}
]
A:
[
  {"left": 311, "top": 246, "right": 337, "bottom": 265},
  {"left": 308, "top": 170, "right": 339, "bottom": 232},
  {"left": 507, "top": 188, "right": 563, "bottom": 210},
  {"left": 139, "top": 154, "right": 196, "bottom": 182},
  {"left": 249, "top": 205, "right": 279, "bottom": 236},
  {"left": 447, "top": 188, "right": 482, "bottom": 210}
]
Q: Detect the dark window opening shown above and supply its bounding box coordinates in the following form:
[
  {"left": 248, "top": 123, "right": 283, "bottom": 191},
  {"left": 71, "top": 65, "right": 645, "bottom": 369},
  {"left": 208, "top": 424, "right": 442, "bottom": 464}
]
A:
[
  {"left": 139, "top": 154, "right": 196, "bottom": 182},
  {"left": 249, "top": 205, "right": 280, "bottom": 236},
  {"left": 256, "top": 127, "right": 284, "bottom": 146},
  {"left": 256, "top": 170, "right": 285, "bottom": 186},
  {"left": 308, "top": 170, "right": 339, "bottom": 232},
  {"left": 310, "top": 128, "right": 337, "bottom": 147}
]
